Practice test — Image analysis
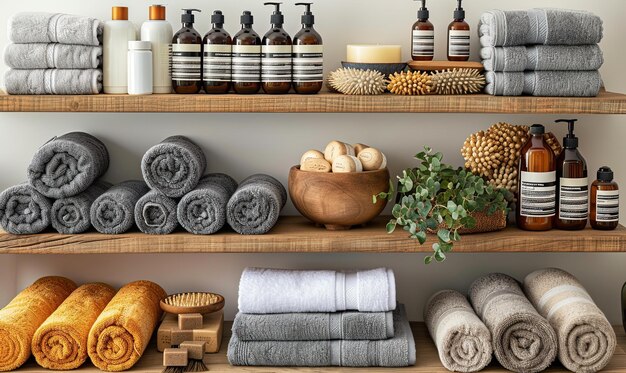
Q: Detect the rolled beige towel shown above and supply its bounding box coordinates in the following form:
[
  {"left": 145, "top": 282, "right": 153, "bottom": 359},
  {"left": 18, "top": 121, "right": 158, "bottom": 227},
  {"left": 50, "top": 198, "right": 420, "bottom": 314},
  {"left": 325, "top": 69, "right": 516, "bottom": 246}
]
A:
[{"left": 524, "top": 268, "right": 616, "bottom": 373}]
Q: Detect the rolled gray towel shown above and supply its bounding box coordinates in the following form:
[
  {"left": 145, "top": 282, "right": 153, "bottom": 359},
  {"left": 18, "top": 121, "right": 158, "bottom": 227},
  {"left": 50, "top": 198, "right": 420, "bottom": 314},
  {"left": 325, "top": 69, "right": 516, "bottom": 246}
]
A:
[
  {"left": 4, "top": 43, "right": 103, "bottom": 69},
  {"left": 469, "top": 273, "right": 557, "bottom": 373},
  {"left": 50, "top": 180, "right": 111, "bottom": 234},
  {"left": 141, "top": 136, "right": 207, "bottom": 198},
  {"left": 424, "top": 290, "right": 492, "bottom": 373},
  {"left": 227, "top": 174, "right": 286, "bottom": 235},
  {"left": 177, "top": 173, "right": 238, "bottom": 235},
  {"left": 134, "top": 190, "right": 178, "bottom": 235},
  {"left": 5, "top": 69, "right": 102, "bottom": 95},
  {"left": 524, "top": 268, "right": 616, "bottom": 373},
  {"left": 0, "top": 183, "right": 51, "bottom": 234},
  {"left": 90, "top": 181, "right": 149, "bottom": 234},
  {"left": 481, "top": 45, "right": 604, "bottom": 72},
  {"left": 27, "top": 132, "right": 109, "bottom": 199},
  {"left": 485, "top": 71, "right": 602, "bottom": 96},
  {"left": 8, "top": 12, "right": 103, "bottom": 46}
]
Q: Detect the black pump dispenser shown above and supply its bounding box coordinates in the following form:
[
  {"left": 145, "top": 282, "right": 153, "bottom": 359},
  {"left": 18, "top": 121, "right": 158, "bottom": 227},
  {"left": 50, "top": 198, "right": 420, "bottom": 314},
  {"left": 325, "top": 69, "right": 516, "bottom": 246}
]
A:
[
  {"left": 557, "top": 119, "right": 579, "bottom": 149},
  {"left": 211, "top": 10, "right": 225, "bottom": 27},
  {"left": 296, "top": 3, "right": 315, "bottom": 26},
  {"left": 241, "top": 10, "right": 254, "bottom": 26},
  {"left": 417, "top": 0, "right": 429, "bottom": 20},
  {"left": 264, "top": 2, "right": 284, "bottom": 27},
  {"left": 454, "top": 0, "right": 465, "bottom": 20},
  {"left": 181, "top": 8, "right": 200, "bottom": 25},
  {"left": 598, "top": 166, "right": 614, "bottom": 182}
]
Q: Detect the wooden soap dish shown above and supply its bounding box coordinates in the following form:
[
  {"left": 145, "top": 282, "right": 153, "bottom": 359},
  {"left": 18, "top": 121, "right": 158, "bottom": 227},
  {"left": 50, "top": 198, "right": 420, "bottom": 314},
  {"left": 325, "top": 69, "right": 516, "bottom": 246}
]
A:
[
  {"left": 408, "top": 60, "right": 484, "bottom": 72},
  {"left": 160, "top": 292, "right": 225, "bottom": 315}
]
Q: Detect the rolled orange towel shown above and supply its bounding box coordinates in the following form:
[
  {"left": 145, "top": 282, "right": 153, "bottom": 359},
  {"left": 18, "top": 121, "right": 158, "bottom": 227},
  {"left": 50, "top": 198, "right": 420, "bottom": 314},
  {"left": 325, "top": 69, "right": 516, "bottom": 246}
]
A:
[
  {"left": 32, "top": 283, "right": 116, "bottom": 370},
  {"left": 88, "top": 280, "right": 166, "bottom": 371},
  {"left": 0, "top": 276, "right": 77, "bottom": 372}
]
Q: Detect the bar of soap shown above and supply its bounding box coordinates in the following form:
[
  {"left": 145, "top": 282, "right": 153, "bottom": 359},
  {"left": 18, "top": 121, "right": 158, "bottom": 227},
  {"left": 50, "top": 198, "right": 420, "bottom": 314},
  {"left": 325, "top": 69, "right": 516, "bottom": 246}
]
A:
[
  {"left": 171, "top": 328, "right": 193, "bottom": 346},
  {"left": 353, "top": 143, "right": 370, "bottom": 155},
  {"left": 301, "top": 158, "right": 332, "bottom": 173},
  {"left": 346, "top": 44, "right": 403, "bottom": 63},
  {"left": 158, "top": 310, "right": 224, "bottom": 353},
  {"left": 163, "top": 348, "right": 188, "bottom": 367},
  {"left": 358, "top": 147, "right": 387, "bottom": 171},
  {"left": 324, "top": 140, "right": 354, "bottom": 162},
  {"left": 300, "top": 149, "right": 324, "bottom": 165},
  {"left": 332, "top": 155, "right": 363, "bottom": 173},
  {"left": 180, "top": 341, "right": 206, "bottom": 360},
  {"left": 179, "top": 313, "right": 203, "bottom": 330}
]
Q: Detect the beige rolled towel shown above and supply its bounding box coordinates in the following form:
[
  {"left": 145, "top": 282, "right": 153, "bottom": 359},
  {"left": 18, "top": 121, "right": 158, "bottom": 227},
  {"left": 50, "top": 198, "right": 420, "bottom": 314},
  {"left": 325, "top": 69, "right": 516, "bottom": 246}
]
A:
[
  {"left": 524, "top": 268, "right": 616, "bottom": 373},
  {"left": 32, "top": 283, "right": 116, "bottom": 370},
  {"left": 424, "top": 290, "right": 492, "bottom": 372}
]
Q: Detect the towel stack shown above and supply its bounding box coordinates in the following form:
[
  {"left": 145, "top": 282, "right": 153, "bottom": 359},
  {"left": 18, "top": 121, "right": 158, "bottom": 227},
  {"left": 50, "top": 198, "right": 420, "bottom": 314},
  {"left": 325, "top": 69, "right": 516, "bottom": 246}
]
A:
[
  {"left": 4, "top": 12, "right": 103, "bottom": 95},
  {"left": 228, "top": 267, "right": 416, "bottom": 367},
  {"left": 479, "top": 8, "right": 604, "bottom": 96}
]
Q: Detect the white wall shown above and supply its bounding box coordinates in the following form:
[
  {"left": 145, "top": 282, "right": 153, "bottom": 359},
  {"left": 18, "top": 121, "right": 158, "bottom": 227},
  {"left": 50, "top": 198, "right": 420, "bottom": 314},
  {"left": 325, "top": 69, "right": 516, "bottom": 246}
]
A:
[{"left": 1, "top": 0, "right": 625, "bottom": 323}]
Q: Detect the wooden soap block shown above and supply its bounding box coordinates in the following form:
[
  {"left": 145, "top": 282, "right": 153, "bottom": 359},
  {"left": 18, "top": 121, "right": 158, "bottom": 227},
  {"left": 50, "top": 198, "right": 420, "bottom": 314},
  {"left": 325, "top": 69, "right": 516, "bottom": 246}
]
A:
[
  {"left": 171, "top": 329, "right": 193, "bottom": 346},
  {"left": 180, "top": 341, "right": 206, "bottom": 360},
  {"left": 158, "top": 310, "right": 224, "bottom": 353},
  {"left": 179, "top": 313, "right": 203, "bottom": 330},
  {"left": 163, "top": 348, "right": 188, "bottom": 367}
]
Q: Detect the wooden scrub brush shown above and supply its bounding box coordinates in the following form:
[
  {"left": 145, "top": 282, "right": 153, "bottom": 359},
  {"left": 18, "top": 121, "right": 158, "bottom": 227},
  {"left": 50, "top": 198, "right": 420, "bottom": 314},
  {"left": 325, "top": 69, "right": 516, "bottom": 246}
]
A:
[
  {"left": 160, "top": 292, "right": 225, "bottom": 315},
  {"left": 387, "top": 71, "right": 432, "bottom": 95},
  {"left": 431, "top": 68, "right": 486, "bottom": 95},
  {"left": 327, "top": 67, "right": 388, "bottom": 95}
]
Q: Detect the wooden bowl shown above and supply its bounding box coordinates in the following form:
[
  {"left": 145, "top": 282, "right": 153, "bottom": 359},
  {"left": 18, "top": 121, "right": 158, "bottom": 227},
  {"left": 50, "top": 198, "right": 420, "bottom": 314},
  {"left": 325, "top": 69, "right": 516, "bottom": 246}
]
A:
[
  {"left": 160, "top": 292, "right": 225, "bottom": 315},
  {"left": 289, "top": 166, "right": 390, "bottom": 230}
]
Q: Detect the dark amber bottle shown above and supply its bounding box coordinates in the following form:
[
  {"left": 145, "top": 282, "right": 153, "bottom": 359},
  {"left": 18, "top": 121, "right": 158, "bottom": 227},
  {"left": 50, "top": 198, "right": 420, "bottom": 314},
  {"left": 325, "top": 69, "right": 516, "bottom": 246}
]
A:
[
  {"left": 447, "top": 0, "right": 470, "bottom": 61},
  {"left": 411, "top": 0, "right": 434, "bottom": 61},
  {"left": 232, "top": 11, "right": 262, "bottom": 94},
  {"left": 590, "top": 167, "right": 619, "bottom": 230},
  {"left": 171, "top": 9, "right": 202, "bottom": 94},
  {"left": 262, "top": 2, "right": 292, "bottom": 94},
  {"left": 293, "top": 3, "right": 323, "bottom": 94},
  {"left": 517, "top": 124, "right": 557, "bottom": 231},
  {"left": 203, "top": 11, "right": 232, "bottom": 94}
]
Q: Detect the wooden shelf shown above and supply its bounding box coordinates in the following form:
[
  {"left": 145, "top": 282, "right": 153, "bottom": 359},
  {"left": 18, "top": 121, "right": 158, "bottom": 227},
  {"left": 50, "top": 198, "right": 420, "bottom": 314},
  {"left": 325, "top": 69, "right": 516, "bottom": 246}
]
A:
[
  {"left": 0, "top": 91, "right": 625, "bottom": 114},
  {"left": 1, "top": 216, "right": 625, "bottom": 254}
]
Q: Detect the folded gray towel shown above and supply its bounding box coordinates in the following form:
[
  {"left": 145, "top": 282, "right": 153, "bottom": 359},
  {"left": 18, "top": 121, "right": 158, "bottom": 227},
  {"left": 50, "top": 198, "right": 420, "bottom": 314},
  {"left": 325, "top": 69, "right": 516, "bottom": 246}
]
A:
[
  {"left": 227, "top": 174, "right": 286, "bottom": 235},
  {"left": 134, "top": 190, "right": 178, "bottom": 235},
  {"left": 8, "top": 12, "right": 103, "bottom": 46},
  {"left": 0, "top": 183, "right": 51, "bottom": 234},
  {"left": 424, "top": 290, "right": 492, "bottom": 373},
  {"left": 479, "top": 9, "right": 603, "bottom": 47},
  {"left": 485, "top": 71, "right": 524, "bottom": 96},
  {"left": 232, "top": 311, "right": 394, "bottom": 341},
  {"left": 177, "top": 173, "right": 238, "bottom": 235},
  {"left": 481, "top": 45, "right": 604, "bottom": 72},
  {"left": 469, "top": 273, "right": 557, "bottom": 373},
  {"left": 4, "top": 43, "right": 103, "bottom": 69},
  {"left": 228, "top": 304, "right": 415, "bottom": 367},
  {"left": 141, "top": 136, "right": 207, "bottom": 198},
  {"left": 27, "top": 132, "right": 109, "bottom": 199},
  {"left": 50, "top": 180, "right": 111, "bottom": 234},
  {"left": 485, "top": 71, "right": 602, "bottom": 96},
  {"left": 90, "top": 181, "right": 149, "bottom": 234},
  {"left": 5, "top": 69, "right": 102, "bottom": 95},
  {"left": 524, "top": 268, "right": 616, "bottom": 373}
]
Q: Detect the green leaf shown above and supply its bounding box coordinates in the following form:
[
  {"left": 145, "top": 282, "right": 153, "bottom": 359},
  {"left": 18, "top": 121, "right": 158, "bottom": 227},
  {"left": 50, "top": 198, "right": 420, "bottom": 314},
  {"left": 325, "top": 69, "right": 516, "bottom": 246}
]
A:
[
  {"left": 434, "top": 251, "right": 446, "bottom": 262},
  {"left": 424, "top": 256, "right": 433, "bottom": 265},
  {"left": 416, "top": 231, "right": 427, "bottom": 244},
  {"left": 386, "top": 221, "right": 397, "bottom": 234},
  {"left": 437, "top": 229, "right": 451, "bottom": 243},
  {"left": 447, "top": 200, "right": 457, "bottom": 212},
  {"left": 392, "top": 204, "right": 402, "bottom": 218}
]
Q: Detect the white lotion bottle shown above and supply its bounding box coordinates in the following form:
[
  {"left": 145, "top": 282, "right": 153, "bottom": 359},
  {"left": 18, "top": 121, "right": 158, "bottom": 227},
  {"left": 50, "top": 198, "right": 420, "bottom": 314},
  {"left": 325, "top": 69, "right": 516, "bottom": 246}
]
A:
[
  {"left": 104, "top": 6, "right": 137, "bottom": 94},
  {"left": 140, "top": 5, "right": 173, "bottom": 94}
]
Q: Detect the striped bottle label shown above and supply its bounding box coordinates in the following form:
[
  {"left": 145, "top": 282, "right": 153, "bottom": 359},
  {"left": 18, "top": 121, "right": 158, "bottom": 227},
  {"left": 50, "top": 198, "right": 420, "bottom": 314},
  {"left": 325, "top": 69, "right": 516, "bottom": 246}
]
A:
[
  {"left": 170, "top": 44, "right": 202, "bottom": 81},
  {"left": 293, "top": 45, "right": 323, "bottom": 83},
  {"left": 232, "top": 45, "right": 261, "bottom": 83},
  {"left": 448, "top": 30, "right": 470, "bottom": 57},
  {"left": 203, "top": 44, "right": 232, "bottom": 82},
  {"left": 412, "top": 30, "right": 434, "bottom": 58},
  {"left": 262, "top": 45, "right": 292, "bottom": 83}
]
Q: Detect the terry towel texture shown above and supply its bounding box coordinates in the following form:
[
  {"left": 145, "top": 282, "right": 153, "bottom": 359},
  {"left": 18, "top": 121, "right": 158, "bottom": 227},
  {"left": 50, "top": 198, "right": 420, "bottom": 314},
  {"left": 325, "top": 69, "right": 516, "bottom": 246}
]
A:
[
  {"left": 8, "top": 12, "right": 103, "bottom": 46},
  {"left": 32, "top": 283, "right": 116, "bottom": 370},
  {"left": 51, "top": 180, "right": 111, "bottom": 234},
  {"left": 177, "top": 173, "right": 238, "bottom": 235},
  {"left": 232, "top": 310, "right": 394, "bottom": 341},
  {"left": 141, "top": 136, "right": 207, "bottom": 198},
  {"left": 226, "top": 174, "right": 287, "bottom": 235},
  {"left": 238, "top": 267, "right": 396, "bottom": 314},
  {"left": 481, "top": 45, "right": 603, "bottom": 72},
  {"left": 228, "top": 304, "right": 415, "bottom": 367},
  {"left": 524, "top": 268, "right": 616, "bottom": 373},
  {"left": 0, "top": 183, "right": 51, "bottom": 234},
  {"left": 485, "top": 71, "right": 602, "bottom": 97},
  {"left": 424, "top": 290, "right": 492, "bottom": 373},
  {"left": 5, "top": 69, "right": 102, "bottom": 95},
  {"left": 88, "top": 280, "right": 166, "bottom": 372},
  {"left": 134, "top": 190, "right": 178, "bottom": 235},
  {"left": 28, "top": 132, "right": 109, "bottom": 199},
  {"left": 0, "top": 276, "right": 77, "bottom": 372},
  {"left": 469, "top": 273, "right": 557, "bottom": 373},
  {"left": 4, "top": 44, "right": 102, "bottom": 69},
  {"left": 90, "top": 181, "right": 149, "bottom": 234}
]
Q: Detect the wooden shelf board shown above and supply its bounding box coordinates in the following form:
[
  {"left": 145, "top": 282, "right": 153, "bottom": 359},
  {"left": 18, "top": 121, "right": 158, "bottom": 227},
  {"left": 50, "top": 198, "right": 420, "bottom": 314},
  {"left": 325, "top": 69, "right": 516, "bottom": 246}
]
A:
[
  {"left": 1, "top": 216, "right": 625, "bottom": 254},
  {"left": 0, "top": 91, "right": 624, "bottom": 114},
  {"left": 15, "top": 322, "right": 626, "bottom": 372}
]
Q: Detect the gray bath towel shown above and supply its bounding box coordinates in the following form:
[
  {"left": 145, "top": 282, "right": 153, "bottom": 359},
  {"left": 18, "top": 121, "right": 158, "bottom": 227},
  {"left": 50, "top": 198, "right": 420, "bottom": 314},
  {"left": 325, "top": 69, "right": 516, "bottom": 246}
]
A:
[
  {"left": 50, "top": 180, "right": 111, "bottom": 234},
  {"left": 524, "top": 268, "right": 616, "bottom": 373},
  {"left": 141, "top": 136, "right": 207, "bottom": 198},
  {"left": 485, "top": 71, "right": 524, "bottom": 96},
  {"left": 8, "top": 12, "right": 103, "bottom": 46},
  {"left": 424, "top": 290, "right": 492, "bottom": 373},
  {"left": 228, "top": 305, "right": 415, "bottom": 367},
  {"left": 90, "top": 181, "right": 149, "bottom": 234},
  {"left": 134, "top": 190, "right": 179, "bottom": 235},
  {"left": 232, "top": 311, "right": 394, "bottom": 341},
  {"left": 5, "top": 69, "right": 102, "bottom": 95},
  {"left": 469, "top": 273, "right": 557, "bottom": 373},
  {"left": 177, "top": 174, "right": 238, "bottom": 235},
  {"left": 226, "top": 174, "right": 286, "bottom": 235},
  {"left": 485, "top": 71, "right": 602, "bottom": 96},
  {"left": 28, "top": 132, "right": 109, "bottom": 199},
  {"left": 481, "top": 45, "right": 604, "bottom": 72},
  {"left": 0, "top": 183, "right": 51, "bottom": 234},
  {"left": 4, "top": 43, "right": 102, "bottom": 69}
]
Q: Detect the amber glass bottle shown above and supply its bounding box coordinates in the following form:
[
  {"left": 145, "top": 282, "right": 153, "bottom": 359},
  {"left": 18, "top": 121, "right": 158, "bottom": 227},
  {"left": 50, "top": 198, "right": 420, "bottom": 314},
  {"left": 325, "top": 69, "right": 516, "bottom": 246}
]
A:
[
  {"left": 262, "top": 2, "right": 292, "bottom": 94},
  {"left": 171, "top": 9, "right": 202, "bottom": 94},
  {"left": 232, "top": 11, "right": 262, "bottom": 94},
  {"left": 516, "top": 124, "right": 557, "bottom": 231},
  {"left": 292, "top": 3, "right": 323, "bottom": 94},
  {"left": 411, "top": 0, "right": 434, "bottom": 61},
  {"left": 447, "top": 0, "right": 470, "bottom": 61},
  {"left": 203, "top": 11, "right": 232, "bottom": 94},
  {"left": 590, "top": 167, "right": 619, "bottom": 230}
]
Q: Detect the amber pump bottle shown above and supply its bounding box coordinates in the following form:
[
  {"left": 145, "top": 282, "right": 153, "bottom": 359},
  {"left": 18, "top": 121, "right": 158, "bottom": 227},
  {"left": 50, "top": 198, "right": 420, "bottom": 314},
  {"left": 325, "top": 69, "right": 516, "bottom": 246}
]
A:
[
  {"left": 591, "top": 167, "right": 619, "bottom": 230},
  {"left": 293, "top": 3, "right": 323, "bottom": 94},
  {"left": 447, "top": 0, "right": 470, "bottom": 61},
  {"left": 262, "top": 2, "right": 293, "bottom": 94},
  {"left": 411, "top": 0, "right": 434, "bottom": 61},
  {"left": 517, "top": 124, "right": 557, "bottom": 231},
  {"left": 203, "top": 11, "right": 232, "bottom": 94},
  {"left": 232, "top": 11, "right": 262, "bottom": 94},
  {"left": 171, "top": 9, "right": 202, "bottom": 94}
]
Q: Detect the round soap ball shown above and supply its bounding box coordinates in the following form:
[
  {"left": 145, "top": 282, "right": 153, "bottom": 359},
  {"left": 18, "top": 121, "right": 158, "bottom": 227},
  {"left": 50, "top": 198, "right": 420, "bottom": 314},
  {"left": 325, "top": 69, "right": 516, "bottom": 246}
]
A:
[
  {"left": 300, "top": 149, "right": 325, "bottom": 165},
  {"left": 301, "top": 158, "right": 332, "bottom": 173},
  {"left": 353, "top": 143, "right": 370, "bottom": 155},
  {"left": 358, "top": 147, "right": 387, "bottom": 171},
  {"left": 324, "top": 141, "right": 355, "bottom": 162},
  {"left": 332, "top": 155, "right": 363, "bottom": 173}
]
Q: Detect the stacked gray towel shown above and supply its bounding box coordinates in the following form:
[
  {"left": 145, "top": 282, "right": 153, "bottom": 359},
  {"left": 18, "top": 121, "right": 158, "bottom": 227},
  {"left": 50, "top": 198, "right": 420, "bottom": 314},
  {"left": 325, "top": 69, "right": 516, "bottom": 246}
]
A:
[{"left": 480, "top": 8, "right": 604, "bottom": 96}]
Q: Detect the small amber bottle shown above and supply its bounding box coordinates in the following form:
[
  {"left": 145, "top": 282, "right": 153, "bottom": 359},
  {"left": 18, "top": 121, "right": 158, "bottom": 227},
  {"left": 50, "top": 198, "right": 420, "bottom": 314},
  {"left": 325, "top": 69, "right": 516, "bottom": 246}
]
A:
[
  {"left": 292, "top": 3, "right": 323, "bottom": 94},
  {"left": 590, "top": 167, "right": 619, "bottom": 230},
  {"left": 203, "top": 11, "right": 232, "bottom": 94},
  {"left": 447, "top": 0, "right": 470, "bottom": 61},
  {"left": 411, "top": 0, "right": 434, "bottom": 61},
  {"left": 232, "top": 11, "right": 262, "bottom": 94},
  {"left": 262, "top": 2, "right": 292, "bottom": 94},
  {"left": 171, "top": 9, "right": 203, "bottom": 94}
]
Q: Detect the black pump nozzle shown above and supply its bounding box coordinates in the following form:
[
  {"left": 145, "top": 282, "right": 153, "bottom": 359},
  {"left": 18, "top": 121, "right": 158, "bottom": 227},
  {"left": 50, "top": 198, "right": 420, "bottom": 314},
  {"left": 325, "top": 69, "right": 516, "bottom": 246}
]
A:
[
  {"left": 295, "top": 3, "right": 315, "bottom": 26},
  {"left": 598, "top": 166, "right": 614, "bottom": 182},
  {"left": 415, "top": 0, "right": 429, "bottom": 20},
  {"left": 264, "top": 2, "right": 284, "bottom": 27},
  {"left": 454, "top": 0, "right": 465, "bottom": 20},
  {"left": 212, "top": 10, "right": 225, "bottom": 26},
  {"left": 556, "top": 119, "right": 579, "bottom": 149},
  {"left": 530, "top": 124, "right": 545, "bottom": 135},
  {"left": 181, "top": 8, "right": 201, "bottom": 25},
  {"left": 240, "top": 11, "right": 254, "bottom": 26}
]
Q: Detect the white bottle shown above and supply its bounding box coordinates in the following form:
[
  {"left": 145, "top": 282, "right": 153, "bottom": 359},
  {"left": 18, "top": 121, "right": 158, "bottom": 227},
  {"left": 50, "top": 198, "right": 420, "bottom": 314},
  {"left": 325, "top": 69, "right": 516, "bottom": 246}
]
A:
[
  {"left": 103, "top": 7, "right": 137, "bottom": 94},
  {"left": 140, "top": 5, "right": 173, "bottom": 94},
  {"left": 128, "top": 41, "right": 153, "bottom": 95}
]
